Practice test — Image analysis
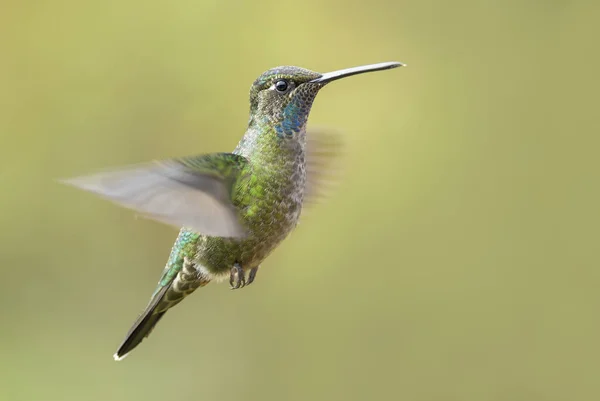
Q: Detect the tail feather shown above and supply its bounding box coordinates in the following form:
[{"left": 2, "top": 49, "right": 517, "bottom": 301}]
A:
[
  {"left": 113, "top": 262, "right": 211, "bottom": 361},
  {"left": 114, "top": 311, "right": 166, "bottom": 361},
  {"left": 113, "top": 284, "right": 172, "bottom": 361}
]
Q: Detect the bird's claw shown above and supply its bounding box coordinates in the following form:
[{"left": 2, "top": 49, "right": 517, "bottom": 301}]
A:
[
  {"left": 247, "top": 266, "right": 259, "bottom": 286},
  {"left": 229, "top": 263, "right": 246, "bottom": 289},
  {"left": 229, "top": 264, "right": 259, "bottom": 290}
]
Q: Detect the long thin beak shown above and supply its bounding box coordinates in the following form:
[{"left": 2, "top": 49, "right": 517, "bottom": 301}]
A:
[{"left": 309, "top": 61, "right": 405, "bottom": 84}]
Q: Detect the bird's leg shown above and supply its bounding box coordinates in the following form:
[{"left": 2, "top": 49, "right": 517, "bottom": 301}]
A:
[
  {"left": 229, "top": 262, "right": 246, "bottom": 290},
  {"left": 246, "top": 266, "right": 259, "bottom": 286}
]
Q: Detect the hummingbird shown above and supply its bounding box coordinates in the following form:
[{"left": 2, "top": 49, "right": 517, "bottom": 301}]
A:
[{"left": 61, "top": 61, "right": 404, "bottom": 360}]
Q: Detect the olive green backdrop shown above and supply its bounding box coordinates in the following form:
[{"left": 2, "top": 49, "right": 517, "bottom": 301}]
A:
[{"left": 1, "top": 1, "right": 598, "bottom": 400}]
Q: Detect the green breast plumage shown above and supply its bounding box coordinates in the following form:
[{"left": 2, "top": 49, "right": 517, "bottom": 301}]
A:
[{"left": 192, "top": 124, "right": 307, "bottom": 276}]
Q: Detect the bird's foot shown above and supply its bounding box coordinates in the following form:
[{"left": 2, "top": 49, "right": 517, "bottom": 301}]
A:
[
  {"left": 229, "top": 263, "right": 246, "bottom": 289},
  {"left": 229, "top": 264, "right": 259, "bottom": 290},
  {"left": 247, "top": 266, "right": 259, "bottom": 286}
]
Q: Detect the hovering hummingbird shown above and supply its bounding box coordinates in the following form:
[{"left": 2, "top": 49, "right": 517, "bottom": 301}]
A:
[{"left": 61, "top": 61, "right": 404, "bottom": 360}]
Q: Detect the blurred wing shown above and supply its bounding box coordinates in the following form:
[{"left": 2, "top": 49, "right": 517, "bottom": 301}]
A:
[
  {"left": 304, "top": 127, "right": 345, "bottom": 205},
  {"left": 60, "top": 153, "right": 249, "bottom": 238}
]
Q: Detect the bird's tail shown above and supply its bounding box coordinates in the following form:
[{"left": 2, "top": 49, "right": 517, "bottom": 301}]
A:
[
  {"left": 113, "top": 303, "right": 168, "bottom": 361},
  {"left": 113, "top": 266, "right": 211, "bottom": 361},
  {"left": 113, "top": 282, "right": 177, "bottom": 361}
]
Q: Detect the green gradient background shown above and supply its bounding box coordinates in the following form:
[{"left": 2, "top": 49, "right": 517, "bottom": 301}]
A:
[{"left": 1, "top": 1, "right": 598, "bottom": 400}]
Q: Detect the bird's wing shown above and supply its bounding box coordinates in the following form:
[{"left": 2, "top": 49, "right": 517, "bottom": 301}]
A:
[
  {"left": 304, "top": 127, "right": 345, "bottom": 206},
  {"left": 60, "top": 153, "right": 249, "bottom": 238}
]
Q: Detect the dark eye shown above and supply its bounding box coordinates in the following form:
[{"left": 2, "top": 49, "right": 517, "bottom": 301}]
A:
[{"left": 275, "top": 80, "right": 289, "bottom": 93}]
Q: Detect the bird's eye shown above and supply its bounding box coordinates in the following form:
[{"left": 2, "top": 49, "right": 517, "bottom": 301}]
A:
[{"left": 274, "top": 80, "right": 289, "bottom": 93}]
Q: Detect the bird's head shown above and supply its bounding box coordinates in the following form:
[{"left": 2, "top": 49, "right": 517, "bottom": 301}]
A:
[{"left": 247, "top": 62, "right": 404, "bottom": 139}]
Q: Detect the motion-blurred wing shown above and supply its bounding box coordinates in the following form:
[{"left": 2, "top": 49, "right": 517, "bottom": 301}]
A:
[
  {"left": 60, "top": 153, "right": 249, "bottom": 238},
  {"left": 304, "top": 127, "right": 345, "bottom": 205}
]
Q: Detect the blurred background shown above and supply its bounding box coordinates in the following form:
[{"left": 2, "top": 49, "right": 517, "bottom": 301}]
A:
[{"left": 1, "top": 0, "right": 599, "bottom": 400}]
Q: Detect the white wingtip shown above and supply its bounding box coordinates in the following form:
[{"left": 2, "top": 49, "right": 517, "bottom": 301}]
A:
[{"left": 113, "top": 352, "right": 128, "bottom": 361}]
